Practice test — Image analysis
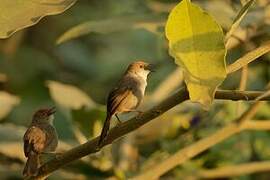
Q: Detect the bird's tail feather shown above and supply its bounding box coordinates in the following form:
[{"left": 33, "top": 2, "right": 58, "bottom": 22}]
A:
[
  {"left": 98, "top": 114, "right": 112, "bottom": 146},
  {"left": 23, "top": 151, "right": 39, "bottom": 177}
]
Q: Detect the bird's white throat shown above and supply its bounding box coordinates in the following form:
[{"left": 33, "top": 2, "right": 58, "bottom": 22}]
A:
[
  {"left": 134, "top": 70, "right": 150, "bottom": 94},
  {"left": 136, "top": 70, "right": 150, "bottom": 81},
  {"left": 48, "top": 115, "right": 54, "bottom": 125}
]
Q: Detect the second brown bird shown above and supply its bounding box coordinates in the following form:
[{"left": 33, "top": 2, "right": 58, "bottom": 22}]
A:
[{"left": 23, "top": 107, "right": 58, "bottom": 177}]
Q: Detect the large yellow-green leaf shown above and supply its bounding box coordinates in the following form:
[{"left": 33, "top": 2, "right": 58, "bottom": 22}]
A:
[
  {"left": 0, "top": 0, "right": 77, "bottom": 38},
  {"left": 165, "top": 0, "right": 226, "bottom": 108}
]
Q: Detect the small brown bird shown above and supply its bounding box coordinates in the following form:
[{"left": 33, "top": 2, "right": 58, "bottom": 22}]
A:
[
  {"left": 98, "top": 61, "right": 154, "bottom": 146},
  {"left": 23, "top": 107, "right": 58, "bottom": 177}
]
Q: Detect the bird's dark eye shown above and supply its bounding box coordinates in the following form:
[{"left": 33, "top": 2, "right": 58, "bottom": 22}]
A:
[{"left": 140, "top": 65, "right": 143, "bottom": 68}]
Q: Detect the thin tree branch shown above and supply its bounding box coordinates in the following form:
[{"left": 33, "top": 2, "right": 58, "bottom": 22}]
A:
[
  {"left": 32, "top": 88, "right": 270, "bottom": 179},
  {"left": 237, "top": 101, "right": 262, "bottom": 123},
  {"left": 32, "top": 87, "right": 188, "bottom": 179},
  {"left": 236, "top": 65, "right": 248, "bottom": 115},
  {"left": 224, "top": 0, "right": 255, "bottom": 45},
  {"left": 197, "top": 161, "right": 270, "bottom": 178},
  {"left": 226, "top": 41, "right": 270, "bottom": 74},
  {"left": 214, "top": 90, "right": 269, "bottom": 100},
  {"left": 241, "top": 120, "right": 270, "bottom": 130},
  {"left": 239, "top": 66, "right": 248, "bottom": 91}
]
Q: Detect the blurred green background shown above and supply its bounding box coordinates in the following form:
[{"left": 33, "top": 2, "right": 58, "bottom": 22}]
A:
[{"left": 0, "top": 0, "right": 270, "bottom": 179}]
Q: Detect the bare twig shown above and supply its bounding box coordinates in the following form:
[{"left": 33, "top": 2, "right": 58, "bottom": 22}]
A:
[
  {"left": 236, "top": 65, "right": 248, "bottom": 115},
  {"left": 239, "top": 66, "right": 248, "bottom": 91},
  {"left": 198, "top": 161, "right": 270, "bottom": 178},
  {"left": 241, "top": 120, "right": 270, "bottom": 130},
  {"left": 227, "top": 41, "right": 270, "bottom": 74},
  {"left": 224, "top": 0, "right": 255, "bottom": 45}
]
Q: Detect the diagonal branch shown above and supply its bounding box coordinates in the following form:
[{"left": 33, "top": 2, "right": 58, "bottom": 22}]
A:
[
  {"left": 33, "top": 88, "right": 270, "bottom": 179},
  {"left": 197, "top": 161, "right": 270, "bottom": 178},
  {"left": 226, "top": 41, "right": 270, "bottom": 74}
]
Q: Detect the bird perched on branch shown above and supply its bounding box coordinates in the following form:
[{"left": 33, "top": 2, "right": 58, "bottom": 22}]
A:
[
  {"left": 98, "top": 61, "right": 154, "bottom": 147},
  {"left": 23, "top": 107, "right": 58, "bottom": 177}
]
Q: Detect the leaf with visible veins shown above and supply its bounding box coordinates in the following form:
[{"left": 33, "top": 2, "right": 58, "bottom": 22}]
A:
[{"left": 166, "top": 0, "right": 226, "bottom": 108}]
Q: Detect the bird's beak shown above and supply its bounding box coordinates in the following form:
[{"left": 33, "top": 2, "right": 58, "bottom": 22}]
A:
[
  {"left": 47, "top": 107, "right": 56, "bottom": 116},
  {"left": 145, "top": 63, "right": 155, "bottom": 72}
]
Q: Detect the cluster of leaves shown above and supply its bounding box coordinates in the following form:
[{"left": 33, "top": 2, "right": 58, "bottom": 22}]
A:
[{"left": 0, "top": 0, "right": 270, "bottom": 179}]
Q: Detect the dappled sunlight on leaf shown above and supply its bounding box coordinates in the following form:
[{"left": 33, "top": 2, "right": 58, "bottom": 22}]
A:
[{"left": 165, "top": 0, "right": 226, "bottom": 108}]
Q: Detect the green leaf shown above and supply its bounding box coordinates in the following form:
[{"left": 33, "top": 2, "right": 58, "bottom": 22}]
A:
[
  {"left": 56, "top": 15, "right": 164, "bottom": 44},
  {"left": 0, "top": 0, "right": 77, "bottom": 38},
  {"left": 165, "top": 0, "right": 226, "bottom": 108},
  {"left": 46, "top": 80, "right": 96, "bottom": 110},
  {"left": 225, "top": 0, "right": 255, "bottom": 42},
  {"left": 0, "top": 91, "right": 20, "bottom": 120}
]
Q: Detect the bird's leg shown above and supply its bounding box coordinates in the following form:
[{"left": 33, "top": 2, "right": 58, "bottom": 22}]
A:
[
  {"left": 126, "top": 110, "right": 144, "bottom": 120},
  {"left": 128, "top": 110, "right": 143, "bottom": 115},
  {"left": 115, "top": 114, "right": 122, "bottom": 124}
]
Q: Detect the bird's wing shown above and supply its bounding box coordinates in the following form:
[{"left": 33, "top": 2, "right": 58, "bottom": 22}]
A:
[
  {"left": 107, "top": 74, "right": 141, "bottom": 114},
  {"left": 107, "top": 86, "right": 133, "bottom": 114},
  {"left": 43, "top": 125, "right": 58, "bottom": 152},
  {"left": 23, "top": 126, "right": 46, "bottom": 157}
]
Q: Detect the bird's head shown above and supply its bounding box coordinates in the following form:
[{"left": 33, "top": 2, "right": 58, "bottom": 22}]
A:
[
  {"left": 126, "top": 61, "right": 155, "bottom": 80},
  {"left": 32, "top": 107, "right": 56, "bottom": 124}
]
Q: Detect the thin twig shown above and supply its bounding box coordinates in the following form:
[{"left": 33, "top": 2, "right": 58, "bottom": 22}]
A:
[
  {"left": 236, "top": 65, "right": 248, "bottom": 115},
  {"left": 226, "top": 41, "right": 270, "bottom": 74},
  {"left": 197, "top": 161, "right": 270, "bottom": 178}
]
